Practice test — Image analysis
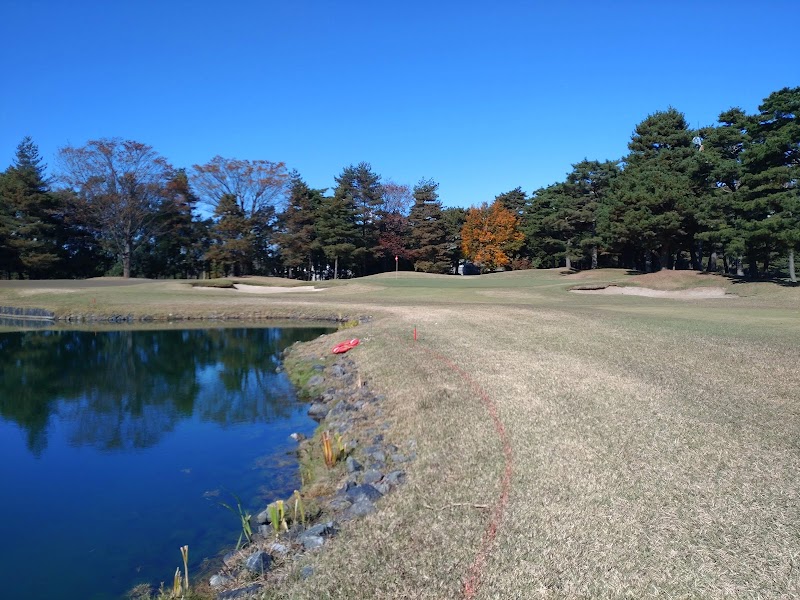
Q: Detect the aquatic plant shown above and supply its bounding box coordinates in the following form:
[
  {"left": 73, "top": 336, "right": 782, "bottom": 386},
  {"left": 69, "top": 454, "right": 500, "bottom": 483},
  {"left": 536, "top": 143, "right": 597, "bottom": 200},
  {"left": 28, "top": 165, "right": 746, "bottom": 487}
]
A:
[
  {"left": 267, "top": 500, "right": 288, "bottom": 536},
  {"left": 335, "top": 433, "right": 347, "bottom": 456},
  {"left": 180, "top": 545, "right": 189, "bottom": 594},
  {"left": 218, "top": 493, "right": 253, "bottom": 549},
  {"left": 293, "top": 490, "right": 306, "bottom": 527},
  {"left": 171, "top": 567, "right": 182, "bottom": 598},
  {"left": 338, "top": 318, "right": 360, "bottom": 330},
  {"left": 321, "top": 430, "right": 334, "bottom": 468}
]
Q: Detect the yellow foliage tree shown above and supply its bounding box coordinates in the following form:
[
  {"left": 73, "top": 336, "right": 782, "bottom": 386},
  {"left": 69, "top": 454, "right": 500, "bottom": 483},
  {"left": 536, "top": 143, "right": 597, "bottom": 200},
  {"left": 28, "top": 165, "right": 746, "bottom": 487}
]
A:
[{"left": 461, "top": 200, "right": 524, "bottom": 271}]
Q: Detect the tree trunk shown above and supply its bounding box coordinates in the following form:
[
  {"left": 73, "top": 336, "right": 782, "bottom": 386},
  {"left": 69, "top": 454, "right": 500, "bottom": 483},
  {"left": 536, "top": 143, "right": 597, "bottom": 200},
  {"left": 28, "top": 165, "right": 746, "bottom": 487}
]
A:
[
  {"left": 693, "top": 239, "right": 703, "bottom": 270},
  {"left": 334, "top": 255, "right": 339, "bottom": 280},
  {"left": 707, "top": 251, "right": 717, "bottom": 273},
  {"left": 644, "top": 252, "right": 652, "bottom": 273},
  {"left": 659, "top": 249, "right": 669, "bottom": 271},
  {"left": 789, "top": 248, "right": 797, "bottom": 283},
  {"left": 591, "top": 245, "right": 598, "bottom": 269},
  {"left": 123, "top": 239, "right": 131, "bottom": 278}
]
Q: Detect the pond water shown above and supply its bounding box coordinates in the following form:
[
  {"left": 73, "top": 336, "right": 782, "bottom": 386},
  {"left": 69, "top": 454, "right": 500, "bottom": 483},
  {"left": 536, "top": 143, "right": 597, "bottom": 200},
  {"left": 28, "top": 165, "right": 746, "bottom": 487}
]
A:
[{"left": 0, "top": 325, "right": 332, "bottom": 600}]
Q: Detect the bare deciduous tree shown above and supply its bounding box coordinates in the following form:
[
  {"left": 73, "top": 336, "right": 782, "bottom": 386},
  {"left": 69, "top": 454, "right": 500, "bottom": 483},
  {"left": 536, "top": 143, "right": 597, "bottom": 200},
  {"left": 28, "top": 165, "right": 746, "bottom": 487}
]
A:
[
  {"left": 191, "top": 156, "right": 288, "bottom": 219},
  {"left": 381, "top": 180, "right": 413, "bottom": 215},
  {"left": 57, "top": 138, "right": 174, "bottom": 278}
]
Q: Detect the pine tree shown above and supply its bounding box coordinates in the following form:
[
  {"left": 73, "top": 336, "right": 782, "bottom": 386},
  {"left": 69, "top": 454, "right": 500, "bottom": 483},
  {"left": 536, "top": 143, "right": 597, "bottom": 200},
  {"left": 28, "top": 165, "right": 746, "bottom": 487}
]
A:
[
  {"left": 315, "top": 192, "right": 358, "bottom": 279},
  {"left": 562, "top": 160, "right": 619, "bottom": 269},
  {"left": 332, "top": 162, "right": 384, "bottom": 275},
  {"left": 276, "top": 172, "right": 324, "bottom": 279},
  {"left": 741, "top": 87, "right": 800, "bottom": 280},
  {"left": 441, "top": 207, "right": 468, "bottom": 272},
  {"left": 695, "top": 109, "right": 750, "bottom": 275},
  {"left": 495, "top": 187, "right": 528, "bottom": 216},
  {"left": 205, "top": 194, "right": 253, "bottom": 276},
  {"left": 136, "top": 169, "right": 208, "bottom": 278},
  {"left": 407, "top": 179, "right": 451, "bottom": 273},
  {"left": 0, "top": 137, "right": 62, "bottom": 278},
  {"left": 523, "top": 184, "right": 570, "bottom": 268},
  {"left": 607, "top": 108, "right": 699, "bottom": 271}
]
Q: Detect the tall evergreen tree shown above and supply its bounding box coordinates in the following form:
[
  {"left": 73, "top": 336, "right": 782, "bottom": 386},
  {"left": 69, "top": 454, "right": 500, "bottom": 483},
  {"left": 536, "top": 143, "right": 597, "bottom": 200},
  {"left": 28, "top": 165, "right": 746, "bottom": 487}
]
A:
[
  {"left": 205, "top": 194, "right": 253, "bottom": 276},
  {"left": 495, "top": 187, "right": 528, "bottom": 216},
  {"left": 136, "top": 169, "right": 208, "bottom": 278},
  {"left": 0, "top": 170, "right": 15, "bottom": 276},
  {"left": 276, "top": 172, "right": 324, "bottom": 279},
  {"left": 441, "top": 206, "right": 468, "bottom": 272},
  {"left": 562, "top": 160, "right": 619, "bottom": 269},
  {"left": 315, "top": 192, "right": 358, "bottom": 279},
  {"left": 695, "top": 109, "right": 750, "bottom": 275},
  {"left": 741, "top": 87, "right": 800, "bottom": 280},
  {"left": 606, "top": 108, "right": 699, "bottom": 271},
  {"left": 523, "top": 184, "right": 569, "bottom": 268},
  {"left": 0, "top": 137, "right": 62, "bottom": 278},
  {"left": 407, "top": 179, "right": 450, "bottom": 273},
  {"left": 56, "top": 187, "right": 115, "bottom": 277},
  {"left": 332, "top": 163, "right": 383, "bottom": 275}
]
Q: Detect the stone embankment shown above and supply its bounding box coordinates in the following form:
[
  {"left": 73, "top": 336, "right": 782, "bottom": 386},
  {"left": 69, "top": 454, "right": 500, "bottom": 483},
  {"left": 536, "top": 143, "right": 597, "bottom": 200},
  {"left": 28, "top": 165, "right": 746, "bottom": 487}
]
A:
[{"left": 206, "top": 338, "right": 414, "bottom": 599}]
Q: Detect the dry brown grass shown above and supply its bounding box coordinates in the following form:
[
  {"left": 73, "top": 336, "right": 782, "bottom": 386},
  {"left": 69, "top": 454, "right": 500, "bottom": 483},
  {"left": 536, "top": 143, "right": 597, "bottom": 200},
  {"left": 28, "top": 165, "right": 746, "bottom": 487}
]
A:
[{"left": 2, "top": 271, "right": 799, "bottom": 598}]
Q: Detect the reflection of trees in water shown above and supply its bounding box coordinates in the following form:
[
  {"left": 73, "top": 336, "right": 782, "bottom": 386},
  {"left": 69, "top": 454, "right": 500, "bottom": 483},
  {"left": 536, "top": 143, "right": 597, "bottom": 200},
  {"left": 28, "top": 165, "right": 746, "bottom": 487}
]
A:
[{"left": 0, "top": 327, "right": 329, "bottom": 455}]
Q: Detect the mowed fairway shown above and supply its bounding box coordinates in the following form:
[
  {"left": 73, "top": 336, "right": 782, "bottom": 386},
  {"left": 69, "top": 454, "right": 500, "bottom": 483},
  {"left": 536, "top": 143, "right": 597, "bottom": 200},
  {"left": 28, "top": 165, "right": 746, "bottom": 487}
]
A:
[{"left": 2, "top": 270, "right": 799, "bottom": 598}]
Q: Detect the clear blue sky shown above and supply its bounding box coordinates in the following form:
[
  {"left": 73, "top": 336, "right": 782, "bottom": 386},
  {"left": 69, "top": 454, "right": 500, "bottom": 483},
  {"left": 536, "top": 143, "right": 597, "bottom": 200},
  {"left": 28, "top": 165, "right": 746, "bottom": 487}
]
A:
[{"left": 1, "top": 0, "right": 796, "bottom": 208}]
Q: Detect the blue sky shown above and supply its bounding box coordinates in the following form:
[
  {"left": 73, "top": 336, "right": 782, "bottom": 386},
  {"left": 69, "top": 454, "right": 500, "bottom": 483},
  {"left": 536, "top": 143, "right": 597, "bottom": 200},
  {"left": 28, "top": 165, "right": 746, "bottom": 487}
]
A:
[{"left": 0, "top": 0, "right": 796, "bottom": 208}]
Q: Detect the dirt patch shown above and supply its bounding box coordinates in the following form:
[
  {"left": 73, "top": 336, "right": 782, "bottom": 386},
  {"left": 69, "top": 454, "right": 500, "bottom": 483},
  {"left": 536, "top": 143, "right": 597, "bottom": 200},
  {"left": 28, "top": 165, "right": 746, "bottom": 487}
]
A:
[{"left": 571, "top": 285, "right": 734, "bottom": 299}]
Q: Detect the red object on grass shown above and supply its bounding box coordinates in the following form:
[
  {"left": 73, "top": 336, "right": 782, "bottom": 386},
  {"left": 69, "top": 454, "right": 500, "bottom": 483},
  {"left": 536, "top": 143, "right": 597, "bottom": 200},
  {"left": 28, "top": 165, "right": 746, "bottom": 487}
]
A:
[{"left": 332, "top": 338, "right": 360, "bottom": 354}]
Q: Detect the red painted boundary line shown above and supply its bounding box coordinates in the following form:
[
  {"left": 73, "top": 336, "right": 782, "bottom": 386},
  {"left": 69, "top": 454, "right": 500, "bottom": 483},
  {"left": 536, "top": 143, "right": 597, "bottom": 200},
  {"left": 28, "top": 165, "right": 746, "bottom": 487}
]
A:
[{"left": 410, "top": 341, "right": 514, "bottom": 599}]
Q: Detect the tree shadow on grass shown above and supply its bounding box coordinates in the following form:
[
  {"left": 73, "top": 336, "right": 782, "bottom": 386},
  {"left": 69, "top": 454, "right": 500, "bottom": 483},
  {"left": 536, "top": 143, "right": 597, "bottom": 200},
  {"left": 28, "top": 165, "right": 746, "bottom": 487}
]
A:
[{"left": 724, "top": 274, "right": 799, "bottom": 287}]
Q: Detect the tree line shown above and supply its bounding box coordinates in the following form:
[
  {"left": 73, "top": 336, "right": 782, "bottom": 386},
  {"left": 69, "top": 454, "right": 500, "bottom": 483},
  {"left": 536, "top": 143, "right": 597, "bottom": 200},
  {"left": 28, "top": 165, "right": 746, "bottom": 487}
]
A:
[{"left": 0, "top": 86, "right": 797, "bottom": 281}]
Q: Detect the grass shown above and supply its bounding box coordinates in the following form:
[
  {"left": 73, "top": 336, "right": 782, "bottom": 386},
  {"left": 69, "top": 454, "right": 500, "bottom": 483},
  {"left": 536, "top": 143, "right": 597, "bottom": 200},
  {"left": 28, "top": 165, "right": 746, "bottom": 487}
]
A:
[{"left": 3, "top": 269, "right": 800, "bottom": 598}]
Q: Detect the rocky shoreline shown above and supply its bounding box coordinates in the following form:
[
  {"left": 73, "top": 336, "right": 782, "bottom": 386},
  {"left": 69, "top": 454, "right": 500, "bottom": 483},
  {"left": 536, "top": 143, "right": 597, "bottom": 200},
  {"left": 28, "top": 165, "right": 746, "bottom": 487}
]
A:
[{"left": 204, "top": 334, "right": 413, "bottom": 599}]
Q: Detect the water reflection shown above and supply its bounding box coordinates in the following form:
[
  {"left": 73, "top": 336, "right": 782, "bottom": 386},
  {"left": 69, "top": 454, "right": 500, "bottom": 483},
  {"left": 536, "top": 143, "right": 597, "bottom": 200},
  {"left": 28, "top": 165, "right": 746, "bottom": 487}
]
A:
[
  {"left": 0, "top": 327, "right": 323, "bottom": 456},
  {"left": 0, "top": 325, "right": 332, "bottom": 600}
]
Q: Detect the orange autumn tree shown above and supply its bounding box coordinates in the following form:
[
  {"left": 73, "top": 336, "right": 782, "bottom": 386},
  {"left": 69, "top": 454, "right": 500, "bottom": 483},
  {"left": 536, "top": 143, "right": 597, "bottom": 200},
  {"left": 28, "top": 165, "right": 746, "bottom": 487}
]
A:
[{"left": 461, "top": 200, "right": 524, "bottom": 271}]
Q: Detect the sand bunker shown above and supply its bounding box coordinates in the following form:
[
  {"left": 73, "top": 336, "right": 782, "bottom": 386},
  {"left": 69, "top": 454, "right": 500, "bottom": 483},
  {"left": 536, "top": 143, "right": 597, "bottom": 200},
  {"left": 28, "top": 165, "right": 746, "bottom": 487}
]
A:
[
  {"left": 232, "top": 284, "right": 325, "bottom": 294},
  {"left": 571, "top": 285, "right": 733, "bottom": 299},
  {"left": 16, "top": 288, "right": 79, "bottom": 296}
]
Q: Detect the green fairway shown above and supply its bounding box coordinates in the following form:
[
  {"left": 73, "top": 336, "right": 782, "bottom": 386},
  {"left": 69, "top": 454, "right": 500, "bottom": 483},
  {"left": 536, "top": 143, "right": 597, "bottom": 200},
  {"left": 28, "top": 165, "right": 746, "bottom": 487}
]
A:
[{"left": 1, "top": 270, "right": 798, "bottom": 599}]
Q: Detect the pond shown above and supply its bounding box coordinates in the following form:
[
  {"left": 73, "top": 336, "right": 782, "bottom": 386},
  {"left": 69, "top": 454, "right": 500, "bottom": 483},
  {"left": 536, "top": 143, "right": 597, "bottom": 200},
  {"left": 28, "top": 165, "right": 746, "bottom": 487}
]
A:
[{"left": 0, "top": 324, "right": 333, "bottom": 600}]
